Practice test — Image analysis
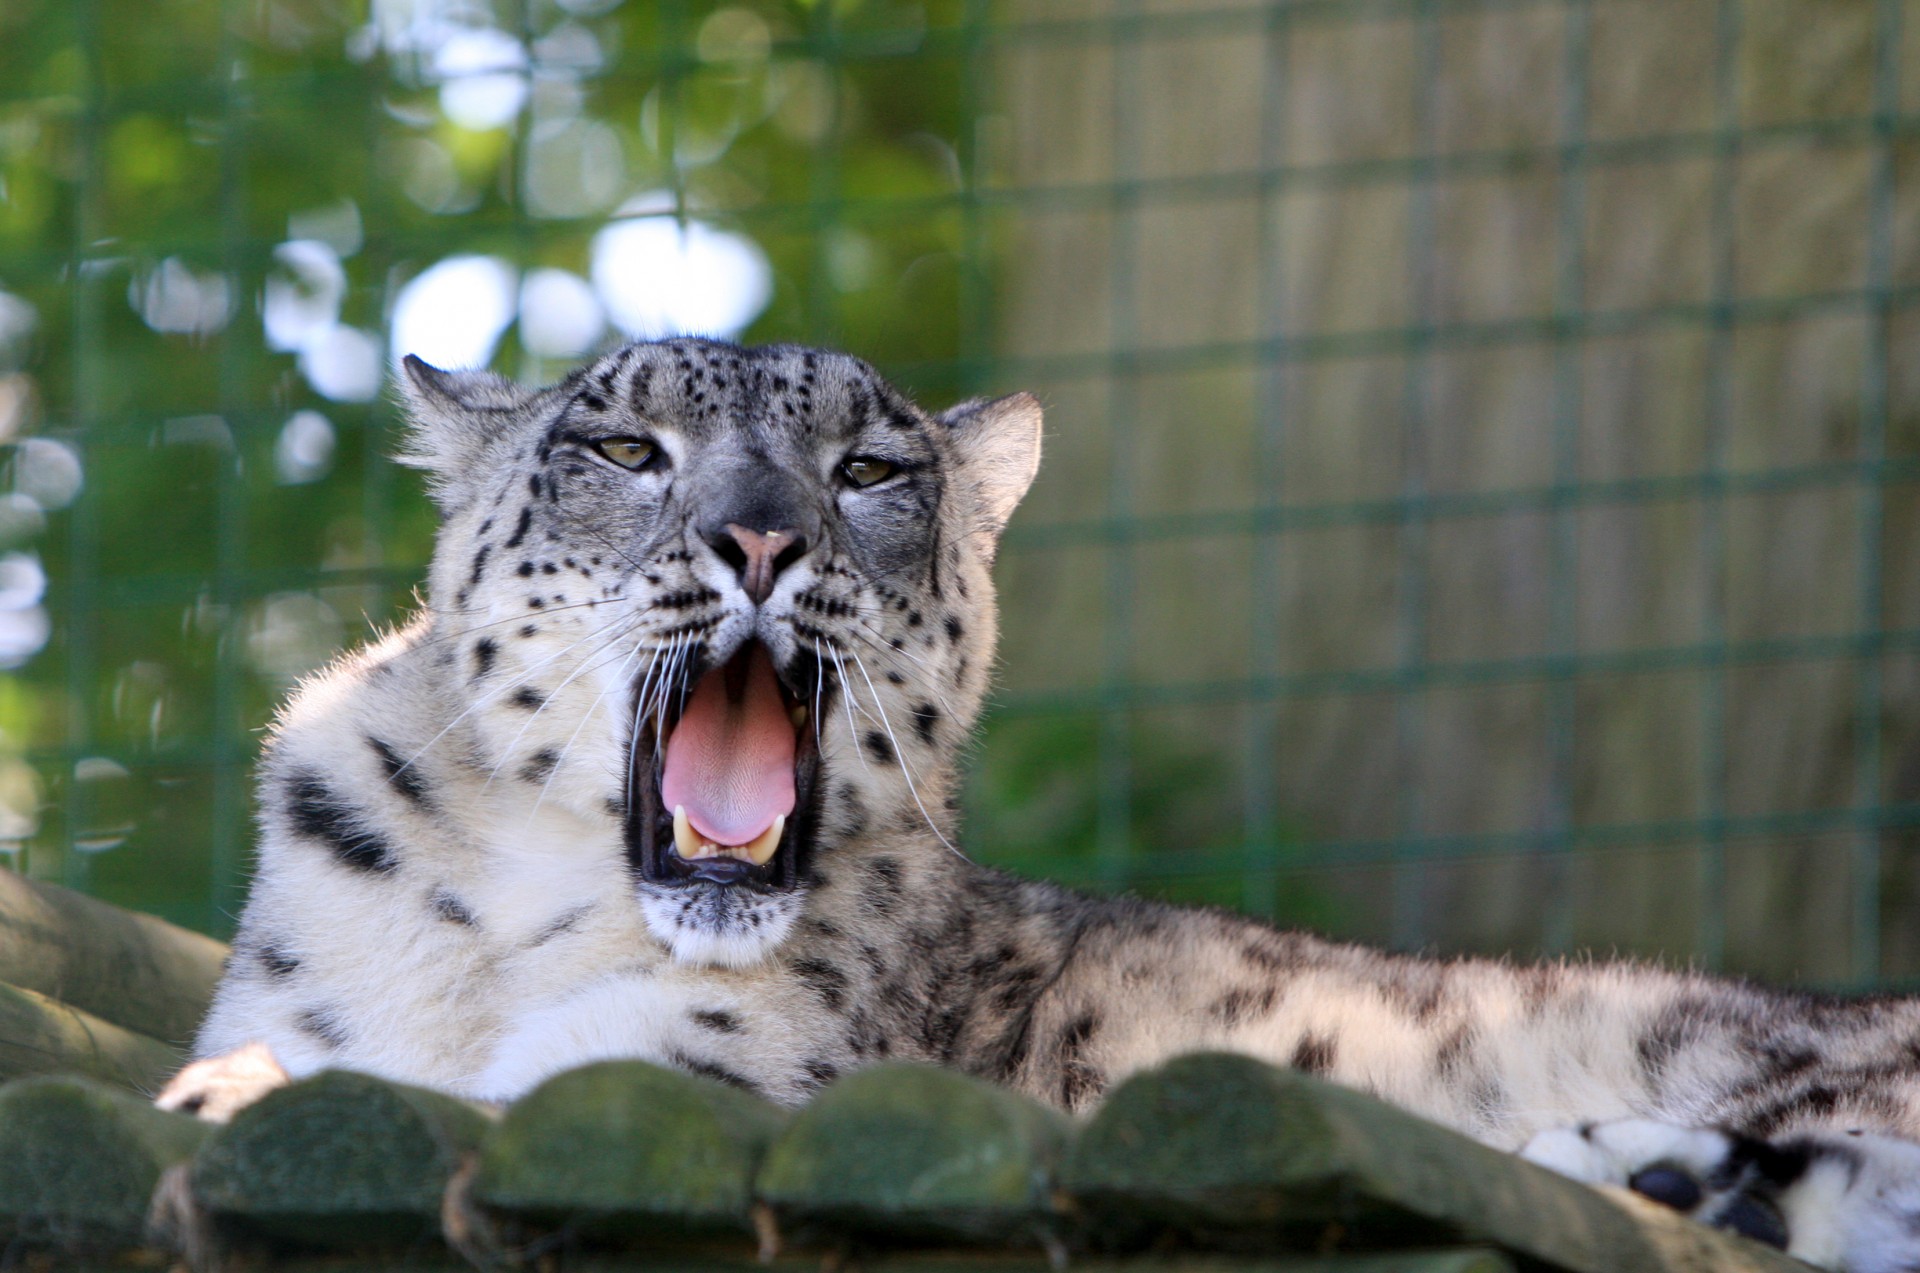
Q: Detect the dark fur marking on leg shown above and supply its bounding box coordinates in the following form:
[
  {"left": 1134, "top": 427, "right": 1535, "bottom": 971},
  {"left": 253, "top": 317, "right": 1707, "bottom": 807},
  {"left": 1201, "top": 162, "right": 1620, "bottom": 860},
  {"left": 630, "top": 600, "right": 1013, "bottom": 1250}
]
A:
[
  {"left": 1636, "top": 997, "right": 1711, "bottom": 1086},
  {"left": 295, "top": 1007, "right": 349, "bottom": 1050},
  {"left": 286, "top": 773, "right": 397, "bottom": 874},
  {"left": 1239, "top": 929, "right": 1304, "bottom": 972},
  {"left": 792, "top": 957, "right": 849, "bottom": 1013},
  {"left": 985, "top": 967, "right": 1044, "bottom": 1020},
  {"left": 1380, "top": 960, "right": 1450, "bottom": 1022},
  {"left": 668, "top": 1051, "right": 763, "bottom": 1096},
  {"left": 1209, "top": 984, "right": 1277, "bottom": 1027},
  {"left": 692, "top": 1009, "right": 742, "bottom": 1034},
  {"left": 369, "top": 737, "right": 431, "bottom": 806},
  {"left": 1056, "top": 1012, "right": 1105, "bottom": 1109},
  {"left": 1433, "top": 1024, "right": 1473, "bottom": 1077},
  {"left": 529, "top": 905, "right": 591, "bottom": 947},
  {"left": 1742, "top": 1085, "right": 1844, "bottom": 1140},
  {"left": 431, "top": 889, "right": 477, "bottom": 925},
  {"left": 1291, "top": 1033, "right": 1336, "bottom": 1076},
  {"left": 257, "top": 941, "right": 300, "bottom": 978},
  {"left": 866, "top": 856, "right": 904, "bottom": 914}
]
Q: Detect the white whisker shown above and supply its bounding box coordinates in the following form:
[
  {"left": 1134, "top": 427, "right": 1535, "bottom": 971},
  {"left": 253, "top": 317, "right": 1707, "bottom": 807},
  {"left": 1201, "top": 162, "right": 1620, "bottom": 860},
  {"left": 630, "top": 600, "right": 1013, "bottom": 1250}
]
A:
[
  {"left": 481, "top": 618, "right": 651, "bottom": 793},
  {"left": 848, "top": 647, "right": 964, "bottom": 860},
  {"left": 394, "top": 618, "right": 643, "bottom": 780},
  {"left": 825, "top": 642, "right": 870, "bottom": 773},
  {"left": 841, "top": 616, "right": 960, "bottom": 720},
  {"left": 811, "top": 640, "right": 826, "bottom": 756},
  {"left": 524, "top": 634, "right": 652, "bottom": 827}
]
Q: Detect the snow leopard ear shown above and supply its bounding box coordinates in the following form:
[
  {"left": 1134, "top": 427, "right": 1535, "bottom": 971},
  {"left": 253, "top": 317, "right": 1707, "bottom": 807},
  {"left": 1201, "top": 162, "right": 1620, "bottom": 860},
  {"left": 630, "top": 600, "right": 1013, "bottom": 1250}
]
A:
[
  {"left": 396, "top": 355, "right": 538, "bottom": 514},
  {"left": 937, "top": 391, "right": 1043, "bottom": 551}
]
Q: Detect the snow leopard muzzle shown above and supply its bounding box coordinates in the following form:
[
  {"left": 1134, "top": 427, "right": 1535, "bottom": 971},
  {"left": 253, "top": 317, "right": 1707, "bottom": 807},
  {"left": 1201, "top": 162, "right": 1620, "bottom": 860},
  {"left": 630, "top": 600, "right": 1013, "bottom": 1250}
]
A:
[{"left": 624, "top": 640, "right": 823, "bottom": 893}]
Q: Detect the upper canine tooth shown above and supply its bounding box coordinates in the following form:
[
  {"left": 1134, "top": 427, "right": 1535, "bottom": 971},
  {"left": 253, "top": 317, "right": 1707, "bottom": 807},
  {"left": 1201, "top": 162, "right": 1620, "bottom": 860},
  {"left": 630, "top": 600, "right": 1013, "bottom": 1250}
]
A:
[
  {"left": 743, "top": 815, "right": 784, "bottom": 866},
  {"left": 672, "top": 806, "right": 704, "bottom": 860},
  {"left": 789, "top": 704, "right": 808, "bottom": 729}
]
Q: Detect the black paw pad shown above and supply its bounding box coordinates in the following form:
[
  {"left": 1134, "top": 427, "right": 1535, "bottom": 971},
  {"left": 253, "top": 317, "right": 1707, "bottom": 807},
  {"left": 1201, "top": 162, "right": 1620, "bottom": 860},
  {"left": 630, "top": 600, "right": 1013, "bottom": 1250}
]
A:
[
  {"left": 1628, "top": 1165, "right": 1703, "bottom": 1212},
  {"left": 1715, "top": 1195, "right": 1789, "bottom": 1250}
]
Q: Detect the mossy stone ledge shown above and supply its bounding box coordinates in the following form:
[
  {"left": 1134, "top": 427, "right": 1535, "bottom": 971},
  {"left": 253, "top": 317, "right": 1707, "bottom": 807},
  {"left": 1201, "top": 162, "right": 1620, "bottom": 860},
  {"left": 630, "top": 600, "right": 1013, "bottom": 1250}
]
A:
[
  {"left": 191, "top": 1069, "right": 490, "bottom": 1250},
  {"left": 473, "top": 1059, "right": 787, "bottom": 1243},
  {"left": 0, "top": 869, "right": 227, "bottom": 1044},
  {"left": 0, "top": 979, "right": 187, "bottom": 1091},
  {"left": 754, "top": 1062, "right": 1070, "bottom": 1248},
  {"left": 1061, "top": 1052, "right": 1812, "bottom": 1273},
  {"left": 0, "top": 1074, "right": 208, "bottom": 1250}
]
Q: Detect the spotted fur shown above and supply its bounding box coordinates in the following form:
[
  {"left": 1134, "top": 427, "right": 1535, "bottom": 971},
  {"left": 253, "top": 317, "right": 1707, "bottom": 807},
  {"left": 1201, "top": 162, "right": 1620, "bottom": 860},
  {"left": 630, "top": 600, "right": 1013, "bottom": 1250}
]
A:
[{"left": 177, "top": 338, "right": 1920, "bottom": 1271}]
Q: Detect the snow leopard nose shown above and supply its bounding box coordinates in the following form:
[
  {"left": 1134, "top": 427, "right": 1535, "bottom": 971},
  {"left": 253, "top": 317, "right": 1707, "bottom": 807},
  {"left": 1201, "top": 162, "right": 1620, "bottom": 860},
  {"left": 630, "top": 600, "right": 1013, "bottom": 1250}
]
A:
[{"left": 710, "top": 523, "right": 809, "bottom": 604}]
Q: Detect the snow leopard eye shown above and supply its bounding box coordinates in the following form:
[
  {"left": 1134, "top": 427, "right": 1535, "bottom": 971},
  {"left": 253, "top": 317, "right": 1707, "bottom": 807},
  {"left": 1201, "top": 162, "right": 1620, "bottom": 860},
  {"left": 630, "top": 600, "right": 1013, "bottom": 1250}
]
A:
[
  {"left": 841, "top": 456, "right": 895, "bottom": 487},
  {"left": 595, "top": 437, "right": 657, "bottom": 470}
]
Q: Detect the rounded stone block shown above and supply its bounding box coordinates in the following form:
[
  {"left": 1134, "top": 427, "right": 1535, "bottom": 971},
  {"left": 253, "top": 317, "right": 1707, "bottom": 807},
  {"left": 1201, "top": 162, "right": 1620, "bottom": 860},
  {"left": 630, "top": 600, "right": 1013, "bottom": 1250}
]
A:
[
  {"left": 473, "top": 1060, "right": 786, "bottom": 1241},
  {"left": 0, "top": 870, "right": 227, "bottom": 1045},
  {"left": 0, "top": 980, "right": 185, "bottom": 1092},
  {"left": 1061, "top": 1052, "right": 1812, "bottom": 1271},
  {"left": 191, "top": 1069, "right": 489, "bottom": 1250},
  {"left": 755, "top": 1062, "right": 1069, "bottom": 1245},
  {"left": 0, "top": 1074, "right": 207, "bottom": 1250}
]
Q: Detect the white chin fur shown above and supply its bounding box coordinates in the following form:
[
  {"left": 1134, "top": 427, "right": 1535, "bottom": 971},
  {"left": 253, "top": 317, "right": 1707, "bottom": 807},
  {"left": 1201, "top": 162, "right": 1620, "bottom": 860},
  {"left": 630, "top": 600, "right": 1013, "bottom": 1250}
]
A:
[{"left": 638, "top": 887, "right": 800, "bottom": 968}]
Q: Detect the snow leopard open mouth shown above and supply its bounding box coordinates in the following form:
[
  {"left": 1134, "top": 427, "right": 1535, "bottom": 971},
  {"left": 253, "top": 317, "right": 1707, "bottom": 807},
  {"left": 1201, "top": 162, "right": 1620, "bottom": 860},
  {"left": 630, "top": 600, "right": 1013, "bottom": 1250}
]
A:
[{"left": 624, "top": 641, "right": 823, "bottom": 893}]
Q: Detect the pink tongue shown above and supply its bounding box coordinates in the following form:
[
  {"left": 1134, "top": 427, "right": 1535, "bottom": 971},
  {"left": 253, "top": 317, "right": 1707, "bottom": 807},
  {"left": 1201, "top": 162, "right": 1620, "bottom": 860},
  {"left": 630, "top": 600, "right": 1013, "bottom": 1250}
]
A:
[{"left": 661, "top": 646, "right": 796, "bottom": 847}]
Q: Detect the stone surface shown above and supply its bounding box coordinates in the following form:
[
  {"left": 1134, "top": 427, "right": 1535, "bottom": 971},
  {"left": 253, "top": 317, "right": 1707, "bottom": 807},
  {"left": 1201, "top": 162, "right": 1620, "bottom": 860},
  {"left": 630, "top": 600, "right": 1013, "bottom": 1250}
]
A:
[
  {"left": 756, "top": 1062, "right": 1070, "bottom": 1245},
  {"left": 0, "top": 869, "right": 227, "bottom": 1045},
  {"left": 474, "top": 1059, "right": 786, "bottom": 1241},
  {"left": 192, "top": 1069, "right": 489, "bottom": 1249},
  {"left": 261, "top": 1256, "right": 1518, "bottom": 1273},
  {"left": 0, "top": 979, "right": 185, "bottom": 1091},
  {"left": 0, "top": 1074, "right": 207, "bottom": 1249},
  {"left": 1062, "top": 1053, "right": 1812, "bottom": 1273}
]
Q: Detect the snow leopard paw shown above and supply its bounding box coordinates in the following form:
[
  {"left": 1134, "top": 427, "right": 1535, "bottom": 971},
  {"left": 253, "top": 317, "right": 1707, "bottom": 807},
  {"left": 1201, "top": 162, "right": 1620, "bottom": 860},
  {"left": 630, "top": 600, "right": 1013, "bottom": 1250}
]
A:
[
  {"left": 154, "top": 1041, "right": 290, "bottom": 1123},
  {"left": 1521, "top": 1118, "right": 1920, "bottom": 1272}
]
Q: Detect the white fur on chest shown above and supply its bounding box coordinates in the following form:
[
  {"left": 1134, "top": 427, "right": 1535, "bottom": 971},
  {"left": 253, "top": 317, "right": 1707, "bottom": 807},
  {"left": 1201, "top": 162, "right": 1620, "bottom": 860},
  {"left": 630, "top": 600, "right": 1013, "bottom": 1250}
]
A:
[{"left": 462, "top": 798, "right": 627, "bottom": 946}]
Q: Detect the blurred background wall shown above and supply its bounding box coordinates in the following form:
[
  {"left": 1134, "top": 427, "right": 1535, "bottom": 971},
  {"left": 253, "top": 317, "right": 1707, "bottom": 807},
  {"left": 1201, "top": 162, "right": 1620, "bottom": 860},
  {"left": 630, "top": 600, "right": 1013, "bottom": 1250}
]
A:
[{"left": 0, "top": 0, "right": 1915, "bottom": 986}]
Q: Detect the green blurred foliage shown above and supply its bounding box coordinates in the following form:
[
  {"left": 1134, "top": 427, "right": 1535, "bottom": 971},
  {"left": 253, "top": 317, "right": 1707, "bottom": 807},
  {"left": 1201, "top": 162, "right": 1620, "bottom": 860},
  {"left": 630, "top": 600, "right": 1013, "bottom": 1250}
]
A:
[{"left": 967, "top": 713, "right": 1341, "bottom": 929}]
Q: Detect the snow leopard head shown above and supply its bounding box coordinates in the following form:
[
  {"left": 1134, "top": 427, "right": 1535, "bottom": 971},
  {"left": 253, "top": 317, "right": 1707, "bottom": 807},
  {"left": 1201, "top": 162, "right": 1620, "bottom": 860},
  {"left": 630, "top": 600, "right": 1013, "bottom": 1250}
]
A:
[{"left": 399, "top": 338, "right": 1041, "bottom": 968}]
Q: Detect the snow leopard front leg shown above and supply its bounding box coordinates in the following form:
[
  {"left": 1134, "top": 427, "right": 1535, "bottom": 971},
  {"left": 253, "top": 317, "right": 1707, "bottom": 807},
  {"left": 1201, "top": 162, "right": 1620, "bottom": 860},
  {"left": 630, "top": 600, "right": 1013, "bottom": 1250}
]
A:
[
  {"left": 473, "top": 968, "right": 852, "bottom": 1107},
  {"left": 1522, "top": 1121, "right": 1920, "bottom": 1272}
]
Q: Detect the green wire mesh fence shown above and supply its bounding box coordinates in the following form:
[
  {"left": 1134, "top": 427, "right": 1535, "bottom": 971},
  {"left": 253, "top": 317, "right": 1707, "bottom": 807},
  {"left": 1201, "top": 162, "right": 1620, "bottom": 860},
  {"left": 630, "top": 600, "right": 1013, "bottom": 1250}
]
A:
[{"left": 0, "top": 0, "right": 1916, "bottom": 986}]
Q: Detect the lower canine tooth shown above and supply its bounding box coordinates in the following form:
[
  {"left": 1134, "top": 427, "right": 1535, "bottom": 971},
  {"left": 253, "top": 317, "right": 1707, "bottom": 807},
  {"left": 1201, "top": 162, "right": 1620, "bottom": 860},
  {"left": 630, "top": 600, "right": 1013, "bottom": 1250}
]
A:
[
  {"left": 672, "top": 806, "right": 705, "bottom": 860},
  {"left": 743, "top": 815, "right": 785, "bottom": 866}
]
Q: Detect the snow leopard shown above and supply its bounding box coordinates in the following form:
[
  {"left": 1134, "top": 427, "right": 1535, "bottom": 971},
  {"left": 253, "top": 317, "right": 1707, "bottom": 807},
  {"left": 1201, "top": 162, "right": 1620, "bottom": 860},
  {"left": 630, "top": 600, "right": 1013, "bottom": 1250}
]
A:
[{"left": 159, "top": 336, "right": 1920, "bottom": 1271}]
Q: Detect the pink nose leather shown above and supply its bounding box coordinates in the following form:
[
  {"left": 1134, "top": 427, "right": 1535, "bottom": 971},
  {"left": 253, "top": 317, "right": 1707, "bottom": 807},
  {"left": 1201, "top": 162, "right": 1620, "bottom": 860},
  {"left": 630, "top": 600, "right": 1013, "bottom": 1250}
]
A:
[{"left": 725, "top": 523, "right": 798, "bottom": 604}]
